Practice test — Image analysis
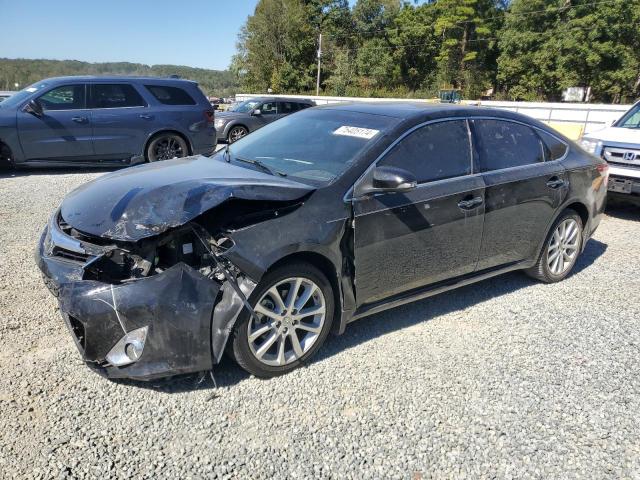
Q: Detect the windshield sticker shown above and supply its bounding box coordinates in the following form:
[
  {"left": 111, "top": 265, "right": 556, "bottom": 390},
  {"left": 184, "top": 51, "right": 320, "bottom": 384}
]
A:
[{"left": 333, "top": 126, "right": 380, "bottom": 139}]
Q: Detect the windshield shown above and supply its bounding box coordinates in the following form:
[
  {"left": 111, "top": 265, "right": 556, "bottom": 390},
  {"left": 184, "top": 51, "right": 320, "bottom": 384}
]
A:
[
  {"left": 0, "top": 82, "right": 48, "bottom": 109},
  {"left": 230, "top": 99, "right": 261, "bottom": 113},
  {"left": 218, "top": 108, "right": 398, "bottom": 186},
  {"left": 615, "top": 103, "right": 640, "bottom": 129}
]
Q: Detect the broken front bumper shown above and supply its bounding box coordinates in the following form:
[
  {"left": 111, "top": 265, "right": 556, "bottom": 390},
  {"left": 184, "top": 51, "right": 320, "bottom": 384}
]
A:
[{"left": 36, "top": 223, "right": 254, "bottom": 381}]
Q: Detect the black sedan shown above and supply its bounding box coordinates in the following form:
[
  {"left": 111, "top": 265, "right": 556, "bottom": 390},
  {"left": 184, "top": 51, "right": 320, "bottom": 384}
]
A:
[{"left": 37, "top": 103, "right": 608, "bottom": 380}]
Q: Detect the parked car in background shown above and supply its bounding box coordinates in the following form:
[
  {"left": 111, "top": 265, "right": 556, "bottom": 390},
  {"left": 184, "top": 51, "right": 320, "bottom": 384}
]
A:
[
  {"left": 580, "top": 100, "right": 640, "bottom": 199},
  {"left": 0, "top": 76, "right": 216, "bottom": 168},
  {"left": 37, "top": 103, "right": 607, "bottom": 380},
  {"left": 215, "top": 97, "right": 314, "bottom": 143}
]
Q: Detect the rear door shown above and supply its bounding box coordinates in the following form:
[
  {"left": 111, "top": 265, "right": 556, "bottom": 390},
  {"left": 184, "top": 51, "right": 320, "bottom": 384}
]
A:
[
  {"left": 17, "top": 84, "right": 94, "bottom": 161},
  {"left": 89, "top": 83, "right": 153, "bottom": 160},
  {"left": 470, "top": 118, "right": 568, "bottom": 270},
  {"left": 352, "top": 119, "right": 485, "bottom": 307}
]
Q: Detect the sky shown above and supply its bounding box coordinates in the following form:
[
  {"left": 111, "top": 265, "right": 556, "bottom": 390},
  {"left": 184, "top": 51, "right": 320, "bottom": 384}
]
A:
[{"left": 0, "top": 0, "right": 260, "bottom": 71}]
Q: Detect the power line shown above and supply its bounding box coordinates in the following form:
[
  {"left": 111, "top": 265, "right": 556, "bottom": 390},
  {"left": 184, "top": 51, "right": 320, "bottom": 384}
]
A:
[{"left": 322, "top": 0, "right": 626, "bottom": 41}]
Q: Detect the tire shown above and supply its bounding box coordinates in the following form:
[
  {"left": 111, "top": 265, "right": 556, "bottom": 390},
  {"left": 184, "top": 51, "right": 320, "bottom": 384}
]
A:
[
  {"left": 0, "top": 143, "right": 13, "bottom": 170},
  {"left": 525, "top": 209, "right": 583, "bottom": 283},
  {"left": 146, "top": 133, "right": 189, "bottom": 162},
  {"left": 230, "top": 262, "right": 334, "bottom": 378},
  {"left": 227, "top": 126, "right": 248, "bottom": 144}
]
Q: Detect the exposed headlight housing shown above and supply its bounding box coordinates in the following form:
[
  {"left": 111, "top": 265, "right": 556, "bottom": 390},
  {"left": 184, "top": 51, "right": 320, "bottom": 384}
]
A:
[{"left": 579, "top": 138, "right": 602, "bottom": 155}]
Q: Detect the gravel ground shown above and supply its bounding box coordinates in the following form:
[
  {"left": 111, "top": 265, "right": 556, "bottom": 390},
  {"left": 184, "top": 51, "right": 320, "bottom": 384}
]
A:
[{"left": 0, "top": 168, "right": 639, "bottom": 479}]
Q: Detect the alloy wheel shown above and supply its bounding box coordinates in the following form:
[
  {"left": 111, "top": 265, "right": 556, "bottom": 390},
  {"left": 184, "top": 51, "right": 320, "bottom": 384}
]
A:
[
  {"left": 228, "top": 127, "right": 247, "bottom": 143},
  {"left": 547, "top": 218, "right": 580, "bottom": 276},
  {"left": 247, "top": 277, "right": 326, "bottom": 367},
  {"left": 153, "top": 136, "right": 185, "bottom": 160}
]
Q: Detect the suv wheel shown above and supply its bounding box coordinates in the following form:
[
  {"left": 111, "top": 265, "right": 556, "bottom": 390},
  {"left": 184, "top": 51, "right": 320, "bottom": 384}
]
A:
[
  {"left": 146, "top": 133, "right": 188, "bottom": 162},
  {"left": 526, "top": 209, "right": 583, "bottom": 283},
  {"left": 227, "top": 126, "right": 248, "bottom": 143},
  {"left": 230, "top": 262, "right": 334, "bottom": 378}
]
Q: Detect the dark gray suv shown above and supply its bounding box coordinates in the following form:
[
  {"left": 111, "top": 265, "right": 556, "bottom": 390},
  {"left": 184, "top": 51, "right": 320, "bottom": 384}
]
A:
[{"left": 215, "top": 97, "right": 314, "bottom": 143}]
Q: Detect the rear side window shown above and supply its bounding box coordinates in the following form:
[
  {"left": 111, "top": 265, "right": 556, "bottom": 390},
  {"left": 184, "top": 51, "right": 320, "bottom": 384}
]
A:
[
  {"left": 379, "top": 120, "right": 472, "bottom": 183},
  {"left": 278, "top": 102, "right": 298, "bottom": 114},
  {"left": 38, "top": 85, "right": 85, "bottom": 110},
  {"left": 298, "top": 103, "right": 312, "bottom": 110},
  {"left": 145, "top": 85, "right": 196, "bottom": 105},
  {"left": 473, "top": 119, "right": 544, "bottom": 171},
  {"left": 90, "top": 84, "right": 145, "bottom": 108},
  {"left": 538, "top": 130, "right": 568, "bottom": 160}
]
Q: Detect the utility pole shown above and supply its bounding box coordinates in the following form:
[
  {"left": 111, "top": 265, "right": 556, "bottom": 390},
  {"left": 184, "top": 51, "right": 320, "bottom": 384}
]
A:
[{"left": 316, "top": 32, "right": 322, "bottom": 97}]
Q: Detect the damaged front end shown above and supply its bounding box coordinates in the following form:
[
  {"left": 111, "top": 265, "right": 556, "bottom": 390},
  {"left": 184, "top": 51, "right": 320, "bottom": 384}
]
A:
[{"left": 37, "top": 209, "right": 257, "bottom": 381}]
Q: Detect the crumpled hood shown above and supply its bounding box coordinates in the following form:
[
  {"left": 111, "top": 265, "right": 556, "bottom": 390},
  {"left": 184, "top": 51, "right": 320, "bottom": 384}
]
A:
[
  {"left": 584, "top": 126, "right": 640, "bottom": 145},
  {"left": 60, "top": 155, "right": 314, "bottom": 242}
]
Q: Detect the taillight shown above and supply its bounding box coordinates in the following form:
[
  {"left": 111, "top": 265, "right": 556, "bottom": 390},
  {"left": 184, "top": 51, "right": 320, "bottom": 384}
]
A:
[{"left": 203, "top": 110, "right": 214, "bottom": 125}]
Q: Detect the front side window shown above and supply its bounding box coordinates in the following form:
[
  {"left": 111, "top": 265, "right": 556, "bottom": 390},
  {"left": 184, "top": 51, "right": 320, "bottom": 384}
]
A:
[
  {"left": 379, "top": 120, "right": 472, "bottom": 183},
  {"left": 260, "top": 102, "right": 277, "bottom": 115},
  {"left": 90, "top": 84, "right": 145, "bottom": 109},
  {"left": 473, "top": 119, "right": 544, "bottom": 172},
  {"left": 615, "top": 103, "right": 640, "bottom": 129},
  {"left": 145, "top": 85, "right": 195, "bottom": 105},
  {"left": 38, "top": 85, "right": 85, "bottom": 111}
]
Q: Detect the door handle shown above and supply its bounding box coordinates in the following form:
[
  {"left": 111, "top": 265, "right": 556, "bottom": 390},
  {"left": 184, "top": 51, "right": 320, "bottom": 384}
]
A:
[
  {"left": 457, "top": 196, "right": 483, "bottom": 210},
  {"left": 139, "top": 114, "right": 154, "bottom": 120},
  {"left": 71, "top": 116, "right": 88, "bottom": 123},
  {"left": 546, "top": 177, "right": 566, "bottom": 189}
]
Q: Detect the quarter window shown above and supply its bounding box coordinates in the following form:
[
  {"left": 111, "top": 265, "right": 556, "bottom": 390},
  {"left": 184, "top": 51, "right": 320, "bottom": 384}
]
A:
[
  {"left": 38, "top": 85, "right": 85, "bottom": 111},
  {"left": 473, "top": 119, "right": 544, "bottom": 171},
  {"left": 90, "top": 84, "right": 145, "bottom": 108},
  {"left": 379, "top": 120, "right": 472, "bottom": 183},
  {"left": 145, "top": 85, "right": 196, "bottom": 105},
  {"left": 538, "top": 130, "right": 568, "bottom": 160}
]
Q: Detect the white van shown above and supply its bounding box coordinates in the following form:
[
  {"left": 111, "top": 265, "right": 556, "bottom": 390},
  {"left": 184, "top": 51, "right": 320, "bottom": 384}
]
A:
[{"left": 580, "top": 100, "right": 640, "bottom": 198}]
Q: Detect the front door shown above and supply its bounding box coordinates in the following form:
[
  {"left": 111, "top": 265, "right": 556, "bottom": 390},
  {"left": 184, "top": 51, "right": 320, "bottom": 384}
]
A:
[
  {"left": 17, "top": 84, "right": 94, "bottom": 161},
  {"left": 470, "top": 118, "right": 568, "bottom": 270},
  {"left": 89, "top": 83, "right": 154, "bottom": 160},
  {"left": 352, "top": 119, "right": 485, "bottom": 307}
]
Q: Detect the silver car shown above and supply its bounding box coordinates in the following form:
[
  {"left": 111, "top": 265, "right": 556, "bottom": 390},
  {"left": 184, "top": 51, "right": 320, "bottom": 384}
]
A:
[{"left": 215, "top": 97, "right": 314, "bottom": 143}]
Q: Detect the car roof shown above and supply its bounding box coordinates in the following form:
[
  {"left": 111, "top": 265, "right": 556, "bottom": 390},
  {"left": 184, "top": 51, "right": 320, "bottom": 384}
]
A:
[
  {"left": 316, "top": 101, "right": 552, "bottom": 126},
  {"left": 38, "top": 75, "right": 197, "bottom": 85},
  {"left": 245, "top": 96, "right": 314, "bottom": 104}
]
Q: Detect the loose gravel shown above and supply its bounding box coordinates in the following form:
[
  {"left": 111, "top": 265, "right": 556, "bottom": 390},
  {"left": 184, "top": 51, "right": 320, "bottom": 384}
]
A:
[{"left": 0, "top": 168, "right": 639, "bottom": 479}]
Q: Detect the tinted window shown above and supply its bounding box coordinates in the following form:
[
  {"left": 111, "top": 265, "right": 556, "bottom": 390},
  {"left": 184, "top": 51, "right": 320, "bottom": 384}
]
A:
[
  {"left": 538, "top": 130, "right": 568, "bottom": 160},
  {"left": 379, "top": 120, "right": 472, "bottom": 183},
  {"left": 278, "top": 101, "right": 298, "bottom": 114},
  {"left": 260, "top": 102, "right": 277, "bottom": 115},
  {"left": 145, "top": 85, "right": 196, "bottom": 105},
  {"left": 473, "top": 119, "right": 543, "bottom": 171},
  {"left": 90, "top": 84, "right": 145, "bottom": 108},
  {"left": 298, "top": 103, "right": 312, "bottom": 110},
  {"left": 38, "top": 85, "right": 85, "bottom": 111}
]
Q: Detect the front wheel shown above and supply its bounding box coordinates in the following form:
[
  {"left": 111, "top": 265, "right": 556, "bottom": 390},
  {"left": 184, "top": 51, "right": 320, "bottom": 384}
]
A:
[
  {"left": 526, "top": 209, "right": 583, "bottom": 283},
  {"left": 230, "top": 262, "right": 334, "bottom": 378},
  {"left": 227, "top": 126, "right": 248, "bottom": 143},
  {"left": 146, "top": 133, "right": 188, "bottom": 162}
]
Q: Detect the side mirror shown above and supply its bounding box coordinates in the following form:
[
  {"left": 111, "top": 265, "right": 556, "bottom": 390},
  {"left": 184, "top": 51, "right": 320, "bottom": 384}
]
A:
[
  {"left": 252, "top": 109, "right": 262, "bottom": 116},
  {"left": 360, "top": 166, "right": 417, "bottom": 195},
  {"left": 24, "top": 99, "right": 43, "bottom": 117}
]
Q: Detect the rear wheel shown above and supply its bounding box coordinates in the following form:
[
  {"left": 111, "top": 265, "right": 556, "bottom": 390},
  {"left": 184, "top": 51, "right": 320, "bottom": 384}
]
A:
[
  {"left": 230, "top": 262, "right": 334, "bottom": 378},
  {"left": 227, "top": 126, "right": 248, "bottom": 143},
  {"left": 526, "top": 209, "right": 583, "bottom": 283},
  {"left": 146, "top": 133, "right": 188, "bottom": 162},
  {"left": 0, "top": 143, "right": 13, "bottom": 169}
]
